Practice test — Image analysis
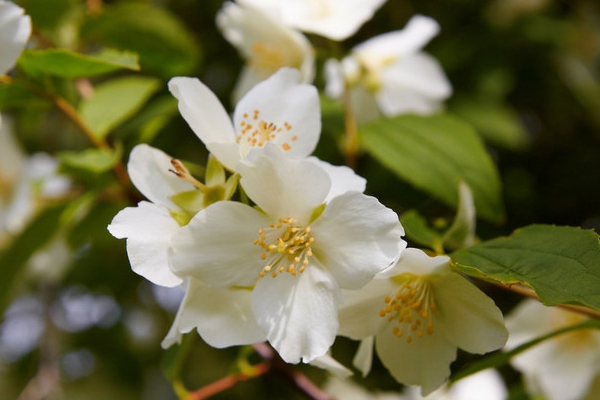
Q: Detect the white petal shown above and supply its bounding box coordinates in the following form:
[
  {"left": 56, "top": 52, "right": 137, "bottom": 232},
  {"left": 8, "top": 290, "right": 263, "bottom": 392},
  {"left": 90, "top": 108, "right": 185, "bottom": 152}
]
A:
[
  {"left": 169, "top": 201, "right": 268, "bottom": 287},
  {"left": 448, "top": 369, "right": 507, "bottom": 400},
  {"left": 162, "top": 278, "right": 265, "bottom": 348},
  {"left": 238, "top": 144, "right": 330, "bottom": 223},
  {"left": 256, "top": 0, "right": 387, "bottom": 41},
  {"left": 379, "top": 247, "right": 448, "bottom": 279},
  {"left": 168, "top": 77, "right": 238, "bottom": 169},
  {"left": 432, "top": 268, "right": 508, "bottom": 354},
  {"left": 233, "top": 68, "right": 320, "bottom": 160},
  {"left": 311, "top": 192, "right": 405, "bottom": 289},
  {"left": 376, "top": 323, "right": 456, "bottom": 395},
  {"left": 384, "top": 54, "right": 451, "bottom": 98},
  {"left": 306, "top": 157, "right": 366, "bottom": 201},
  {"left": 354, "top": 15, "right": 440, "bottom": 64},
  {"left": 108, "top": 201, "right": 183, "bottom": 287},
  {"left": 0, "top": 1, "right": 31, "bottom": 75},
  {"left": 353, "top": 336, "right": 375, "bottom": 377},
  {"left": 338, "top": 279, "right": 396, "bottom": 339},
  {"left": 251, "top": 262, "right": 341, "bottom": 363},
  {"left": 217, "top": 3, "right": 315, "bottom": 101},
  {"left": 127, "top": 144, "right": 196, "bottom": 208},
  {"left": 324, "top": 58, "right": 344, "bottom": 99},
  {"left": 506, "top": 300, "right": 600, "bottom": 400}
]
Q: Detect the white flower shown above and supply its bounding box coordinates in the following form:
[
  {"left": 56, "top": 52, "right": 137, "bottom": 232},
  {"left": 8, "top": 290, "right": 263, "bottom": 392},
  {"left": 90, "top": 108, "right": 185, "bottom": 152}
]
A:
[
  {"left": 338, "top": 248, "right": 507, "bottom": 395},
  {"left": 0, "top": 0, "right": 31, "bottom": 75},
  {"left": 169, "top": 144, "right": 405, "bottom": 363},
  {"left": 505, "top": 299, "right": 600, "bottom": 400},
  {"left": 325, "top": 15, "right": 452, "bottom": 123},
  {"left": 108, "top": 144, "right": 196, "bottom": 287},
  {"left": 237, "top": 0, "right": 387, "bottom": 41},
  {"left": 169, "top": 67, "right": 320, "bottom": 172},
  {"left": 217, "top": 2, "right": 315, "bottom": 102}
]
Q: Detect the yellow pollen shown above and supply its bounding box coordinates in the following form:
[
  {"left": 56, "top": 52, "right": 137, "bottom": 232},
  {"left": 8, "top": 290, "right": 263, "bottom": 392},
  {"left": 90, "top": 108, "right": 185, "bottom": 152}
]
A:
[
  {"left": 379, "top": 274, "right": 436, "bottom": 343},
  {"left": 255, "top": 217, "right": 314, "bottom": 278},
  {"left": 236, "top": 109, "right": 295, "bottom": 154}
]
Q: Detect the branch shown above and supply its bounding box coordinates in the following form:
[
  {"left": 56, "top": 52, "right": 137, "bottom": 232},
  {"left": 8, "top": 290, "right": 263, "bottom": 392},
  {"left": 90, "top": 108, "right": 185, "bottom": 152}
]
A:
[
  {"left": 184, "top": 343, "right": 336, "bottom": 400},
  {"left": 497, "top": 282, "right": 600, "bottom": 320},
  {"left": 52, "top": 95, "right": 131, "bottom": 188}
]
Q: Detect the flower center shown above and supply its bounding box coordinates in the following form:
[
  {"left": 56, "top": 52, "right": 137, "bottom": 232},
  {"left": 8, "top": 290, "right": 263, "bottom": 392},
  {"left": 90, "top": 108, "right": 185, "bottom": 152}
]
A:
[
  {"left": 237, "top": 109, "right": 297, "bottom": 154},
  {"left": 249, "top": 42, "right": 286, "bottom": 73},
  {"left": 380, "top": 274, "right": 436, "bottom": 343},
  {"left": 253, "top": 217, "right": 314, "bottom": 278}
]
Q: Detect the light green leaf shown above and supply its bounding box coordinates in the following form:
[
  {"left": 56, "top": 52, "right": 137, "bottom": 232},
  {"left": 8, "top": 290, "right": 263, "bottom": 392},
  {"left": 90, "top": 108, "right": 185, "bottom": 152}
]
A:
[
  {"left": 79, "top": 76, "right": 161, "bottom": 139},
  {"left": 452, "top": 224, "right": 600, "bottom": 312},
  {"left": 400, "top": 209, "right": 442, "bottom": 251},
  {"left": 58, "top": 145, "right": 123, "bottom": 174},
  {"left": 17, "top": 48, "right": 139, "bottom": 78},
  {"left": 451, "top": 98, "right": 531, "bottom": 151},
  {"left": 80, "top": 2, "right": 200, "bottom": 77},
  {"left": 359, "top": 114, "right": 504, "bottom": 223}
]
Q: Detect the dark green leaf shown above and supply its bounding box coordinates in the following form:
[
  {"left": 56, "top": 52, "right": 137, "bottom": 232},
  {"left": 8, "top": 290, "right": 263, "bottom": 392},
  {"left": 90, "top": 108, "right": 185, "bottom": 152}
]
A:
[
  {"left": 452, "top": 224, "right": 600, "bottom": 312},
  {"left": 0, "top": 82, "right": 44, "bottom": 110},
  {"left": 17, "top": 48, "right": 139, "bottom": 78},
  {"left": 359, "top": 114, "right": 505, "bottom": 223},
  {"left": 81, "top": 2, "right": 201, "bottom": 77},
  {"left": 451, "top": 98, "right": 531, "bottom": 151}
]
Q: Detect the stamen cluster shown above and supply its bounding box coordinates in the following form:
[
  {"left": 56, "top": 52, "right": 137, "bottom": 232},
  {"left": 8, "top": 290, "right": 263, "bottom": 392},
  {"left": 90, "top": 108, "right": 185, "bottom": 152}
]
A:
[
  {"left": 254, "top": 217, "right": 314, "bottom": 278},
  {"left": 238, "top": 109, "right": 297, "bottom": 152},
  {"left": 380, "top": 275, "right": 436, "bottom": 343}
]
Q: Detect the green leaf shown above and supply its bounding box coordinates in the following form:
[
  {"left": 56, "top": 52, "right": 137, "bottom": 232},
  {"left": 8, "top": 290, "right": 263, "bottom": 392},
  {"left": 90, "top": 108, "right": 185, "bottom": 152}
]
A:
[
  {"left": 81, "top": 2, "right": 201, "bottom": 77},
  {"left": 400, "top": 209, "right": 442, "bottom": 251},
  {"left": 359, "top": 114, "right": 505, "bottom": 223},
  {"left": 452, "top": 224, "right": 600, "bottom": 312},
  {"left": 451, "top": 98, "right": 531, "bottom": 151},
  {"left": 18, "top": 0, "right": 78, "bottom": 30},
  {"left": 17, "top": 48, "right": 139, "bottom": 78},
  {"left": 0, "top": 82, "right": 44, "bottom": 110},
  {"left": 79, "top": 76, "right": 161, "bottom": 139},
  {"left": 58, "top": 145, "right": 123, "bottom": 174},
  {"left": 451, "top": 319, "right": 600, "bottom": 383},
  {"left": 0, "top": 206, "right": 65, "bottom": 314}
]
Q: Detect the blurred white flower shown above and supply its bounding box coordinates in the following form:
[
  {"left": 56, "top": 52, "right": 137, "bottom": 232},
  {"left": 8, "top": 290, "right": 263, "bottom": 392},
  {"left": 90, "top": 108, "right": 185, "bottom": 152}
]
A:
[
  {"left": 169, "top": 67, "right": 320, "bottom": 172},
  {"left": 325, "top": 15, "right": 452, "bottom": 123},
  {"left": 0, "top": 116, "right": 70, "bottom": 243},
  {"left": 339, "top": 248, "right": 507, "bottom": 395},
  {"left": 217, "top": 1, "right": 315, "bottom": 101},
  {"left": 170, "top": 145, "right": 405, "bottom": 363},
  {"left": 506, "top": 299, "right": 600, "bottom": 400},
  {"left": 237, "top": 0, "right": 387, "bottom": 41},
  {"left": 0, "top": 0, "right": 31, "bottom": 75}
]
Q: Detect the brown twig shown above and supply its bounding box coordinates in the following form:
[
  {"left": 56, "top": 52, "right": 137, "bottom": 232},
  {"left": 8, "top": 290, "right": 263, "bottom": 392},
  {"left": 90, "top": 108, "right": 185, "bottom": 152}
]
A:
[
  {"left": 499, "top": 282, "right": 600, "bottom": 320},
  {"left": 187, "top": 362, "right": 270, "bottom": 400},
  {"left": 342, "top": 85, "right": 359, "bottom": 169},
  {"left": 185, "top": 343, "right": 336, "bottom": 400},
  {"left": 52, "top": 95, "right": 131, "bottom": 187}
]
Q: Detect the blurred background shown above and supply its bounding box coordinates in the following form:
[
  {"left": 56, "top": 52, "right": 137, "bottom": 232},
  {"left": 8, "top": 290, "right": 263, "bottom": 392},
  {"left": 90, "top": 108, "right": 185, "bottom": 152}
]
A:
[{"left": 1, "top": 0, "right": 599, "bottom": 399}]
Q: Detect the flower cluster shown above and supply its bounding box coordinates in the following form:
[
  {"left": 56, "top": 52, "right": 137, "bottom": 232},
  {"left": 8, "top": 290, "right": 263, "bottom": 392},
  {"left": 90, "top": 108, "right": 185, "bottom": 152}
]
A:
[{"left": 109, "top": 64, "right": 507, "bottom": 393}]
